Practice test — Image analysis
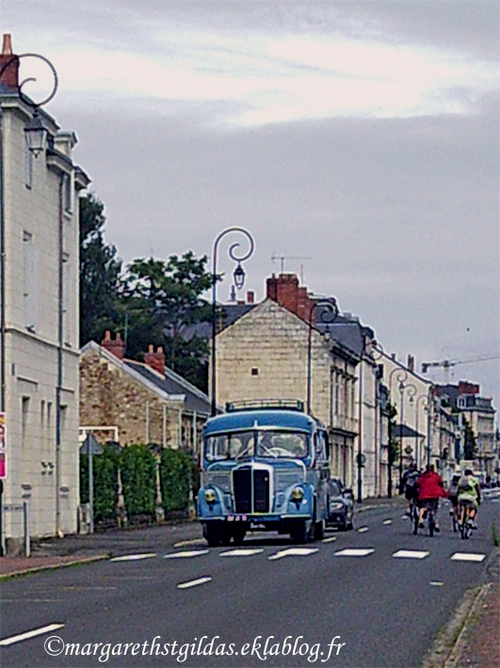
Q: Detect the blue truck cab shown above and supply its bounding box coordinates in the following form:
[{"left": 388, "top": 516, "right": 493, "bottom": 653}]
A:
[{"left": 197, "top": 400, "right": 330, "bottom": 545}]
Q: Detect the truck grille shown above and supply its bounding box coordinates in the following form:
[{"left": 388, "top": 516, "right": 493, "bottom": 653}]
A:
[{"left": 233, "top": 466, "right": 270, "bottom": 513}]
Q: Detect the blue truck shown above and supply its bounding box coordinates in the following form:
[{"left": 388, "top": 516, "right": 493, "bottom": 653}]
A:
[{"left": 197, "top": 400, "right": 331, "bottom": 545}]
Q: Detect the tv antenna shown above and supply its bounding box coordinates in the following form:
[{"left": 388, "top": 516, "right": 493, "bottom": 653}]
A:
[{"left": 271, "top": 253, "right": 312, "bottom": 274}]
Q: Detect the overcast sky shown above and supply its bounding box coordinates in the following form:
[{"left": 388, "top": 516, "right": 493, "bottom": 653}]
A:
[{"left": 3, "top": 0, "right": 499, "bottom": 409}]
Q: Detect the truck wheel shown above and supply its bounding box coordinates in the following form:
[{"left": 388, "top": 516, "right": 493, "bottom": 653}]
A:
[
  {"left": 314, "top": 518, "right": 325, "bottom": 540},
  {"left": 232, "top": 526, "right": 246, "bottom": 545},
  {"left": 202, "top": 522, "right": 223, "bottom": 547},
  {"left": 290, "top": 519, "right": 309, "bottom": 544}
]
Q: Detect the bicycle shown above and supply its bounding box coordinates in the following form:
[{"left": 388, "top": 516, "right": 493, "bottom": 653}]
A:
[
  {"left": 410, "top": 498, "right": 419, "bottom": 535},
  {"left": 413, "top": 500, "right": 438, "bottom": 537},
  {"left": 457, "top": 502, "right": 473, "bottom": 540}
]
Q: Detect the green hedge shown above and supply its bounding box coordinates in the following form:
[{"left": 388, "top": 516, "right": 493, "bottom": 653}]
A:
[
  {"left": 79, "top": 443, "right": 197, "bottom": 523},
  {"left": 160, "top": 448, "right": 198, "bottom": 512}
]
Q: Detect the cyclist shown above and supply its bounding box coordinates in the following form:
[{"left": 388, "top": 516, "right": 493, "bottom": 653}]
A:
[
  {"left": 457, "top": 468, "right": 481, "bottom": 529},
  {"left": 401, "top": 461, "right": 420, "bottom": 517},
  {"left": 448, "top": 471, "right": 461, "bottom": 523},
  {"left": 417, "top": 464, "right": 447, "bottom": 531}
]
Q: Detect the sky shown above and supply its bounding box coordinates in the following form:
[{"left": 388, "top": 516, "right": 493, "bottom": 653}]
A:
[{"left": 2, "top": 0, "right": 499, "bottom": 410}]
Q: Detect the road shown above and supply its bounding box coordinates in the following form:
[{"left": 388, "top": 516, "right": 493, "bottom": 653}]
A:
[{"left": 1, "top": 491, "right": 498, "bottom": 668}]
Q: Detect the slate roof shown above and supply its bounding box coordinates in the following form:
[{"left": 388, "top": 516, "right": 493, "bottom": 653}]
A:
[
  {"left": 124, "top": 360, "right": 211, "bottom": 415},
  {"left": 393, "top": 424, "right": 426, "bottom": 438}
]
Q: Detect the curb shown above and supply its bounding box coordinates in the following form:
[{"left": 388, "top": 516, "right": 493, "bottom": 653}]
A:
[
  {"left": 421, "top": 585, "right": 483, "bottom": 668},
  {"left": 0, "top": 554, "right": 110, "bottom": 580}
]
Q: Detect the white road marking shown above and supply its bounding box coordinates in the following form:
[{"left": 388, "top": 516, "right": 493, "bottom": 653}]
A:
[
  {"left": 268, "top": 547, "right": 318, "bottom": 560},
  {"left": 177, "top": 576, "right": 212, "bottom": 589},
  {"left": 451, "top": 553, "right": 486, "bottom": 562},
  {"left": 383, "top": 519, "right": 392, "bottom": 525},
  {"left": 393, "top": 550, "right": 429, "bottom": 559},
  {"left": 164, "top": 550, "right": 209, "bottom": 559},
  {"left": 335, "top": 548, "right": 375, "bottom": 557},
  {"left": 358, "top": 527, "right": 369, "bottom": 533},
  {"left": 0, "top": 623, "right": 65, "bottom": 647},
  {"left": 322, "top": 536, "right": 337, "bottom": 543},
  {"left": 220, "top": 548, "right": 263, "bottom": 557},
  {"left": 430, "top": 582, "right": 444, "bottom": 586},
  {"left": 110, "top": 553, "right": 156, "bottom": 562}
]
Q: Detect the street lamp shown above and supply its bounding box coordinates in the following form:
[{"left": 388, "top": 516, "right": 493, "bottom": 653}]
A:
[
  {"left": 211, "top": 227, "right": 255, "bottom": 416},
  {"left": 399, "top": 381, "right": 416, "bottom": 483},
  {"left": 415, "top": 393, "right": 430, "bottom": 469},
  {"left": 0, "top": 47, "right": 58, "bottom": 554},
  {"left": 306, "top": 298, "right": 338, "bottom": 415}
]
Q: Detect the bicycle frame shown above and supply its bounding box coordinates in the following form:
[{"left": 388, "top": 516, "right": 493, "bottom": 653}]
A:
[{"left": 457, "top": 502, "right": 473, "bottom": 540}]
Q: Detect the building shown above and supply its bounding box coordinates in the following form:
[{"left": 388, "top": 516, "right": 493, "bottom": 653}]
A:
[
  {"left": 214, "top": 274, "right": 362, "bottom": 491},
  {"left": 80, "top": 334, "right": 211, "bottom": 454},
  {"left": 0, "top": 35, "right": 90, "bottom": 552},
  {"left": 435, "top": 381, "right": 497, "bottom": 479}
]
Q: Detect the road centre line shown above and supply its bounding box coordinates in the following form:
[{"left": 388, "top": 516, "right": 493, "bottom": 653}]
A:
[
  {"left": 164, "top": 550, "right": 209, "bottom": 559},
  {"left": 358, "top": 527, "right": 369, "bottom": 533},
  {"left": 173, "top": 539, "right": 206, "bottom": 548},
  {"left": 383, "top": 519, "right": 392, "bottom": 525},
  {"left": 322, "top": 536, "right": 337, "bottom": 543},
  {"left": 177, "top": 577, "right": 212, "bottom": 589},
  {"left": 110, "top": 553, "right": 157, "bottom": 562},
  {"left": 0, "top": 623, "right": 65, "bottom": 647},
  {"left": 451, "top": 553, "right": 486, "bottom": 562}
]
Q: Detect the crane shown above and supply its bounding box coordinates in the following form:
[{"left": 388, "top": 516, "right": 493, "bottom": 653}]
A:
[{"left": 421, "top": 354, "right": 500, "bottom": 383}]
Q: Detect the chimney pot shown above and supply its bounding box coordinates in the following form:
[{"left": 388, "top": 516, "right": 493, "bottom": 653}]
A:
[
  {"left": 2, "top": 34, "right": 13, "bottom": 55},
  {"left": 0, "top": 34, "right": 19, "bottom": 89}
]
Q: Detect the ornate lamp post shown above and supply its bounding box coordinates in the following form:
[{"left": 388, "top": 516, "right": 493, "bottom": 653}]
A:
[
  {"left": 415, "top": 393, "right": 430, "bottom": 469},
  {"left": 0, "top": 46, "right": 58, "bottom": 554},
  {"left": 387, "top": 368, "right": 407, "bottom": 493},
  {"left": 306, "top": 298, "right": 338, "bottom": 415},
  {"left": 210, "top": 227, "right": 255, "bottom": 416},
  {"left": 400, "top": 381, "right": 416, "bottom": 481}
]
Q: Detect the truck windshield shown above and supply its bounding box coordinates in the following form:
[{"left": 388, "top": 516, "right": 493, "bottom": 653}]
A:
[{"left": 205, "top": 430, "right": 309, "bottom": 462}]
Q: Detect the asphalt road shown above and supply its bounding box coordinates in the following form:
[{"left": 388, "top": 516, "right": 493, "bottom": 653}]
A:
[{"left": 1, "top": 491, "right": 499, "bottom": 668}]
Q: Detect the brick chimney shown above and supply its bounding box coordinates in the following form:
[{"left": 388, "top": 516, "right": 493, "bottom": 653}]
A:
[
  {"left": 0, "top": 34, "right": 19, "bottom": 90},
  {"left": 458, "top": 381, "right": 480, "bottom": 396},
  {"left": 247, "top": 290, "right": 255, "bottom": 304},
  {"left": 101, "top": 331, "right": 125, "bottom": 360},
  {"left": 266, "top": 273, "right": 316, "bottom": 323},
  {"left": 144, "top": 345, "right": 165, "bottom": 375}
]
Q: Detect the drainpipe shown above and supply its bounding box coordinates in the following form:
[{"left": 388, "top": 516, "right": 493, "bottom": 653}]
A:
[
  {"left": 0, "top": 106, "right": 5, "bottom": 555},
  {"left": 55, "top": 175, "right": 63, "bottom": 534}
]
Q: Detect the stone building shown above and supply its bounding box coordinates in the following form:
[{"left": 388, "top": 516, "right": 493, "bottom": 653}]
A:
[
  {"left": 80, "top": 334, "right": 211, "bottom": 454},
  {"left": 214, "top": 291, "right": 361, "bottom": 489},
  {"left": 0, "top": 35, "right": 90, "bottom": 550}
]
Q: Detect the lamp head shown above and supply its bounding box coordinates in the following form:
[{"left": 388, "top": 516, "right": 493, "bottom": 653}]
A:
[
  {"left": 24, "top": 112, "right": 48, "bottom": 157},
  {"left": 233, "top": 262, "right": 245, "bottom": 290}
]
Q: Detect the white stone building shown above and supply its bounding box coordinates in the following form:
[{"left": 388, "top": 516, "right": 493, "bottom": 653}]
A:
[{"left": 0, "top": 36, "right": 90, "bottom": 552}]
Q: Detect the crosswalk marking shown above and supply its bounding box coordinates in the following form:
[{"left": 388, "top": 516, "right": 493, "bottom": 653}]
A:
[
  {"left": 220, "top": 548, "right": 263, "bottom": 557},
  {"left": 451, "top": 553, "right": 486, "bottom": 562},
  {"left": 268, "top": 547, "right": 318, "bottom": 560},
  {"left": 177, "top": 576, "right": 212, "bottom": 589},
  {"left": 335, "top": 548, "right": 374, "bottom": 557},
  {"left": 393, "top": 550, "right": 429, "bottom": 559},
  {"left": 164, "top": 550, "right": 209, "bottom": 559},
  {"left": 110, "top": 553, "right": 156, "bottom": 562}
]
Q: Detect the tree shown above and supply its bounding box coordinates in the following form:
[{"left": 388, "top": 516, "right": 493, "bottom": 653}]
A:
[
  {"left": 79, "top": 194, "right": 122, "bottom": 346},
  {"left": 123, "top": 252, "right": 217, "bottom": 389}
]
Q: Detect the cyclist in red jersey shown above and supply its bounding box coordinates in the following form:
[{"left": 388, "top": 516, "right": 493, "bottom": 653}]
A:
[{"left": 417, "top": 464, "right": 447, "bottom": 531}]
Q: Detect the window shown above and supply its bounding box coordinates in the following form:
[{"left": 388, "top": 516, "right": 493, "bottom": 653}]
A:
[
  {"left": 21, "top": 396, "right": 30, "bottom": 449},
  {"left": 22, "top": 231, "right": 38, "bottom": 330}
]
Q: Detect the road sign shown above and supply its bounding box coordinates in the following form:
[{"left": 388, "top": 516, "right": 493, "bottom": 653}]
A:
[{"left": 79, "top": 433, "right": 103, "bottom": 456}]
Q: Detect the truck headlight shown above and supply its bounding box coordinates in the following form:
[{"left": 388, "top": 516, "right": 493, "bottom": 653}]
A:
[
  {"left": 204, "top": 489, "right": 216, "bottom": 503},
  {"left": 291, "top": 487, "right": 304, "bottom": 501}
]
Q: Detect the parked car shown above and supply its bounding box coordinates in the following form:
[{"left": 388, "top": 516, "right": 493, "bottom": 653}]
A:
[{"left": 326, "top": 477, "right": 354, "bottom": 530}]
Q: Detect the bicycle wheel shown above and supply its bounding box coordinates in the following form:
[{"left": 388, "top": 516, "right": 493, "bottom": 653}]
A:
[{"left": 412, "top": 505, "right": 419, "bottom": 535}]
